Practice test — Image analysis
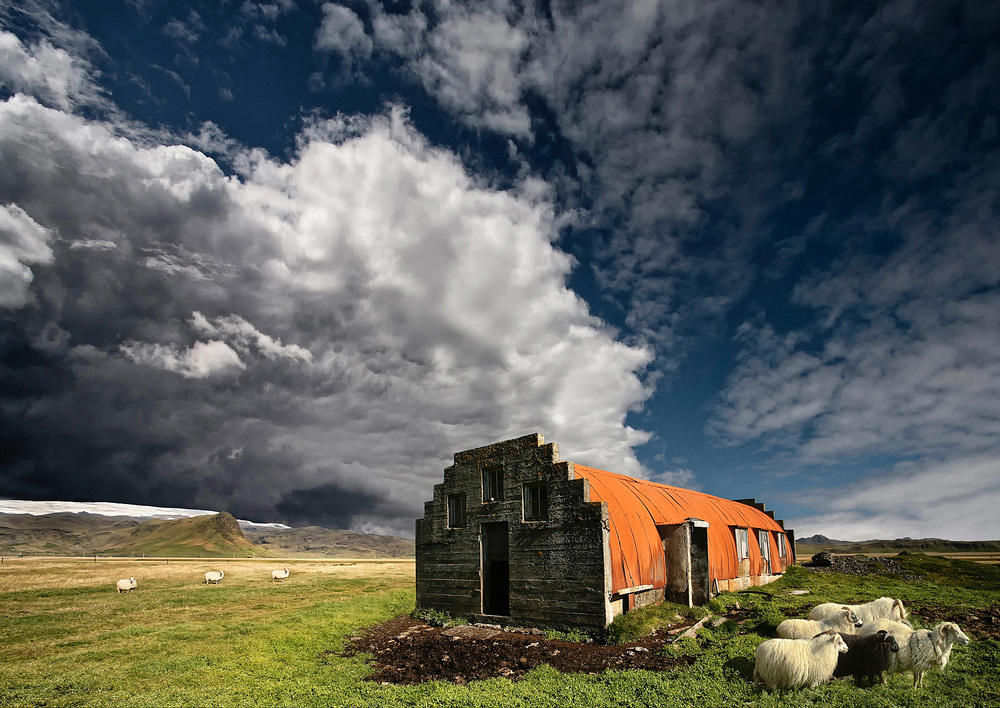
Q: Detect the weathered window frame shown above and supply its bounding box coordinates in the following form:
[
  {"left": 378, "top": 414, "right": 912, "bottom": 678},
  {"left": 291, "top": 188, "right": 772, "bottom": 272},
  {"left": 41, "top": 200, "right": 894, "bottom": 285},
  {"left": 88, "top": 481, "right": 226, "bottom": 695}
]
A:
[
  {"left": 447, "top": 494, "right": 466, "bottom": 528},
  {"left": 482, "top": 465, "right": 504, "bottom": 503},
  {"left": 758, "top": 529, "right": 771, "bottom": 570},
  {"left": 734, "top": 527, "right": 749, "bottom": 560},
  {"left": 523, "top": 483, "right": 549, "bottom": 521},
  {"left": 776, "top": 532, "right": 787, "bottom": 558}
]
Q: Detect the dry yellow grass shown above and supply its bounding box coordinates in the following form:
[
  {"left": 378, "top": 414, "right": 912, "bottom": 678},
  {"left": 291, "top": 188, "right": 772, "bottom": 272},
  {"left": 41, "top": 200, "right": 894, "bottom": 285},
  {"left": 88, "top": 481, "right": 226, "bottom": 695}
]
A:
[{"left": 0, "top": 557, "right": 414, "bottom": 593}]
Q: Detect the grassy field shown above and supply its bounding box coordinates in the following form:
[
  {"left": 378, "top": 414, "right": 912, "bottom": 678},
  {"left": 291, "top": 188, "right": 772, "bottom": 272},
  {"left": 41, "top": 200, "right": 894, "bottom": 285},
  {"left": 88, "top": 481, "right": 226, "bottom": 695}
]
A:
[{"left": 1, "top": 555, "right": 998, "bottom": 707}]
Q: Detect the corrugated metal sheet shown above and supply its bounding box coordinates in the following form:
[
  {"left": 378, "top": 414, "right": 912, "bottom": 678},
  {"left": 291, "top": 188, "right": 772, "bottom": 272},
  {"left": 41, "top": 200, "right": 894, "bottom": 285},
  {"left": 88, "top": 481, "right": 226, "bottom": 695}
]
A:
[{"left": 574, "top": 465, "right": 789, "bottom": 594}]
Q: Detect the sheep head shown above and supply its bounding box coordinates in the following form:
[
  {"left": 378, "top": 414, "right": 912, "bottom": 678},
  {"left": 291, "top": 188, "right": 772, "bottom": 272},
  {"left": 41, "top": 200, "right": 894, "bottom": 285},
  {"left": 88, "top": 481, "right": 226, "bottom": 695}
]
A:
[
  {"left": 875, "top": 629, "right": 899, "bottom": 653},
  {"left": 936, "top": 622, "right": 970, "bottom": 647},
  {"left": 842, "top": 607, "right": 863, "bottom": 628},
  {"left": 823, "top": 629, "right": 849, "bottom": 653}
]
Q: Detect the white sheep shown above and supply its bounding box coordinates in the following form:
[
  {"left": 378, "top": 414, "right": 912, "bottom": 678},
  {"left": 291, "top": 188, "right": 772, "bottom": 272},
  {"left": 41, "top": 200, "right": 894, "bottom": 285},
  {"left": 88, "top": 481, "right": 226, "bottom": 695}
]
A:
[
  {"left": 776, "top": 606, "right": 863, "bottom": 639},
  {"left": 860, "top": 619, "right": 970, "bottom": 687},
  {"left": 271, "top": 568, "right": 289, "bottom": 582},
  {"left": 204, "top": 570, "right": 225, "bottom": 584},
  {"left": 754, "top": 629, "right": 849, "bottom": 691},
  {"left": 116, "top": 577, "right": 137, "bottom": 593},
  {"left": 809, "top": 596, "right": 907, "bottom": 624}
]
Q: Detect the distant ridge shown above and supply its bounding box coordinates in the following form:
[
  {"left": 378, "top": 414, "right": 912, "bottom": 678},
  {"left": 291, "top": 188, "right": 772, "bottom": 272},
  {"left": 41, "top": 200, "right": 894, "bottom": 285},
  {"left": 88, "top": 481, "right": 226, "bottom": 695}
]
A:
[
  {"left": 0, "top": 512, "right": 413, "bottom": 558},
  {"left": 242, "top": 526, "right": 414, "bottom": 558},
  {"left": 795, "top": 535, "right": 1000, "bottom": 554},
  {"left": 0, "top": 512, "right": 269, "bottom": 557}
]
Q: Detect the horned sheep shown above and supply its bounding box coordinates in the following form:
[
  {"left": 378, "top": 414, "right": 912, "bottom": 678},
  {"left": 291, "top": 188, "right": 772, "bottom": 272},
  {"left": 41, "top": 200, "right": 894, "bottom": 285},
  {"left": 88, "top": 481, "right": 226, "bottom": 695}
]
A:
[
  {"left": 859, "top": 619, "right": 969, "bottom": 687},
  {"left": 204, "top": 570, "right": 225, "bottom": 584},
  {"left": 776, "top": 606, "right": 863, "bottom": 639},
  {"left": 116, "top": 577, "right": 137, "bottom": 593},
  {"left": 271, "top": 568, "right": 290, "bottom": 582},
  {"left": 753, "top": 630, "right": 849, "bottom": 691},
  {"left": 809, "top": 597, "right": 907, "bottom": 624},
  {"left": 834, "top": 629, "right": 899, "bottom": 686}
]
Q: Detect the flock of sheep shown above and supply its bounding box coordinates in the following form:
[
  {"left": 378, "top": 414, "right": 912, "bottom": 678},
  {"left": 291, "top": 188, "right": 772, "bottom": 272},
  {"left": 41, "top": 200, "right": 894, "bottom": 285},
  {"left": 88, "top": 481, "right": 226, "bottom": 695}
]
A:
[
  {"left": 754, "top": 596, "right": 971, "bottom": 691},
  {"left": 114, "top": 567, "right": 291, "bottom": 593}
]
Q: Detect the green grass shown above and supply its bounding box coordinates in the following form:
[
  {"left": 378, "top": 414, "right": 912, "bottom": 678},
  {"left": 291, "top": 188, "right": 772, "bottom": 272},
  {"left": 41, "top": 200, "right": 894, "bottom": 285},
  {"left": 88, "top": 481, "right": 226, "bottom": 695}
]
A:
[{"left": 0, "top": 554, "right": 997, "bottom": 707}]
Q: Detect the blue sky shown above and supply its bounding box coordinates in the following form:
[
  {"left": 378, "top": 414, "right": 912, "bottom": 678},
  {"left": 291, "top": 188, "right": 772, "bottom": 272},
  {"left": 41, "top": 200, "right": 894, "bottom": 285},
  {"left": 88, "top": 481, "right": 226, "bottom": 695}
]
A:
[{"left": 1, "top": 0, "right": 998, "bottom": 540}]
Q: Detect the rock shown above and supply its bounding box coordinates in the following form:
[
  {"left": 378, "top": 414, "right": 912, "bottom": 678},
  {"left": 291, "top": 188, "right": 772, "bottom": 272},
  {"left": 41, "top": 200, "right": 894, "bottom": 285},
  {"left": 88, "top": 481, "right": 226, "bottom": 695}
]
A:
[{"left": 811, "top": 551, "right": 834, "bottom": 566}]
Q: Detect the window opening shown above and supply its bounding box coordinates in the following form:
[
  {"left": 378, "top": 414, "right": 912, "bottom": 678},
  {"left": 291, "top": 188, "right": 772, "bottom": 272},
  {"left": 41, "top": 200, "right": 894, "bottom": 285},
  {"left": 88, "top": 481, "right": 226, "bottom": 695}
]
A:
[
  {"left": 777, "top": 533, "right": 787, "bottom": 558},
  {"left": 448, "top": 494, "right": 466, "bottom": 528},
  {"left": 523, "top": 483, "right": 549, "bottom": 520},
  {"left": 734, "top": 527, "right": 749, "bottom": 560},
  {"left": 758, "top": 529, "right": 771, "bottom": 569},
  {"left": 482, "top": 466, "right": 504, "bottom": 502}
]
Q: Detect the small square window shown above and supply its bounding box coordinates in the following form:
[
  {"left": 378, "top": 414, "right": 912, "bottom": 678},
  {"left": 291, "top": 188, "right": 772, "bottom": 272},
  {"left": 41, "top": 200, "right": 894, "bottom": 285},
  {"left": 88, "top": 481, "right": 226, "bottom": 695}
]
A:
[
  {"left": 523, "top": 483, "right": 548, "bottom": 520},
  {"left": 448, "top": 494, "right": 466, "bottom": 528},
  {"left": 482, "top": 466, "right": 504, "bottom": 502}
]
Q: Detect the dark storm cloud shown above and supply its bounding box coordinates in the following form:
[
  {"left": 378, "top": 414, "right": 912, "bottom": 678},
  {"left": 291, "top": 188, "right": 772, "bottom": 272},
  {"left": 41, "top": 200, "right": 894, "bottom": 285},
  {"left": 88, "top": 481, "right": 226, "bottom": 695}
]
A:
[{"left": 0, "top": 27, "right": 652, "bottom": 535}]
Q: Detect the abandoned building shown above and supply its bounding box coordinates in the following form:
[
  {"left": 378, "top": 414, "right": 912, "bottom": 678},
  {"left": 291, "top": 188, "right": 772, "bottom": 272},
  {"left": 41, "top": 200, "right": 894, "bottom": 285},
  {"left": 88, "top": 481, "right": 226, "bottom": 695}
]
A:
[{"left": 415, "top": 433, "right": 794, "bottom": 633}]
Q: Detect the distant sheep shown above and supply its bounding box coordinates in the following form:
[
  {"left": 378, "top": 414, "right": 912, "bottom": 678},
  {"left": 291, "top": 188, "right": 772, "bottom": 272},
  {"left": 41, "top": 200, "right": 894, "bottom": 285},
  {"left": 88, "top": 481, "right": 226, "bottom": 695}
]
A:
[
  {"left": 777, "top": 606, "right": 863, "bottom": 639},
  {"left": 271, "top": 568, "right": 289, "bottom": 582},
  {"left": 809, "top": 597, "right": 907, "bottom": 624},
  {"left": 116, "top": 577, "right": 137, "bottom": 593},
  {"left": 860, "top": 620, "right": 969, "bottom": 687},
  {"left": 834, "top": 629, "right": 899, "bottom": 687},
  {"left": 204, "top": 570, "right": 225, "bottom": 584},
  {"left": 753, "top": 630, "right": 849, "bottom": 691}
]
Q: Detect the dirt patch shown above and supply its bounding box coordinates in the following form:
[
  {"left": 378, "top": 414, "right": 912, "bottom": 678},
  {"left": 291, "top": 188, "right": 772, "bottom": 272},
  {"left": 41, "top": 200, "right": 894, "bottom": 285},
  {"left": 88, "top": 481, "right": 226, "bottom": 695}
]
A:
[
  {"left": 335, "top": 615, "right": 697, "bottom": 685},
  {"left": 907, "top": 604, "right": 1000, "bottom": 641}
]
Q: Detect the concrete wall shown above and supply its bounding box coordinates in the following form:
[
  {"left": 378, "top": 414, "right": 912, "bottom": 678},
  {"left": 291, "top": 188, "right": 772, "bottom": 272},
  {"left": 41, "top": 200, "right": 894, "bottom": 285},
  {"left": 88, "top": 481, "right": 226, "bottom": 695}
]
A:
[{"left": 415, "top": 433, "right": 613, "bottom": 633}]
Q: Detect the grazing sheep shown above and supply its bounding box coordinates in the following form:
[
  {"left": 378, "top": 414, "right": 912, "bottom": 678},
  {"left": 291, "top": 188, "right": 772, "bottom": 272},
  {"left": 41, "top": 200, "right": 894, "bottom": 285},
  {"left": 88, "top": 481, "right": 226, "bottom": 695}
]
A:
[
  {"left": 776, "top": 606, "right": 863, "bottom": 639},
  {"left": 116, "top": 577, "right": 137, "bottom": 593},
  {"left": 753, "top": 630, "right": 849, "bottom": 691},
  {"left": 271, "top": 568, "right": 289, "bottom": 582},
  {"left": 834, "top": 629, "right": 899, "bottom": 687},
  {"left": 809, "top": 597, "right": 907, "bottom": 624},
  {"left": 204, "top": 570, "right": 225, "bottom": 584},
  {"left": 861, "top": 620, "right": 969, "bottom": 687}
]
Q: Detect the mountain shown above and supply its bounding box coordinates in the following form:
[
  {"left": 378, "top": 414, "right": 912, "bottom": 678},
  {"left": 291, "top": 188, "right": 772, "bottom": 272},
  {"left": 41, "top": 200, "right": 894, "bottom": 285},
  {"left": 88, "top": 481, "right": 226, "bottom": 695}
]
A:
[
  {"left": 0, "top": 511, "right": 413, "bottom": 558},
  {"left": 794, "top": 535, "right": 1000, "bottom": 554},
  {"left": 794, "top": 535, "right": 853, "bottom": 547},
  {"left": 103, "top": 512, "right": 267, "bottom": 557},
  {"left": 242, "top": 526, "right": 414, "bottom": 558},
  {"left": 0, "top": 512, "right": 140, "bottom": 556},
  {"left": 0, "top": 512, "right": 268, "bottom": 557}
]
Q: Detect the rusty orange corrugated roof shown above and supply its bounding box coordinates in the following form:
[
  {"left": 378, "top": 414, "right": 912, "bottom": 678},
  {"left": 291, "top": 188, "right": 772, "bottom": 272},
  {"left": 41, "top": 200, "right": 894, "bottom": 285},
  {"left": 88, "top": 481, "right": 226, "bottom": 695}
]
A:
[{"left": 573, "top": 464, "right": 787, "bottom": 594}]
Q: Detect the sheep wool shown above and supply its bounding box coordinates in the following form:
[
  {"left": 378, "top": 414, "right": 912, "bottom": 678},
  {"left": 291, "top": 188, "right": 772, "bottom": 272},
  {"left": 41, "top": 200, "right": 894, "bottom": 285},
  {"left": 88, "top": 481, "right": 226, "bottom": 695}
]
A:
[
  {"left": 204, "top": 570, "right": 225, "bottom": 584},
  {"left": 809, "top": 597, "right": 907, "bottom": 624},
  {"left": 116, "top": 577, "right": 137, "bottom": 593},
  {"left": 271, "top": 568, "right": 290, "bottom": 582},
  {"left": 834, "top": 629, "right": 899, "bottom": 687},
  {"left": 754, "top": 630, "right": 849, "bottom": 691},
  {"left": 859, "top": 620, "right": 970, "bottom": 687},
  {"left": 777, "top": 606, "right": 863, "bottom": 639}
]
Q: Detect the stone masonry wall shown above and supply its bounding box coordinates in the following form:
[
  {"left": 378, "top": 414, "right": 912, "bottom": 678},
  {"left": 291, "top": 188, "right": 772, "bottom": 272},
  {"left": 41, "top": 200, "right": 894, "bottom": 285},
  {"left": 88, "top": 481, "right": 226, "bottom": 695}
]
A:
[{"left": 416, "top": 433, "right": 612, "bottom": 632}]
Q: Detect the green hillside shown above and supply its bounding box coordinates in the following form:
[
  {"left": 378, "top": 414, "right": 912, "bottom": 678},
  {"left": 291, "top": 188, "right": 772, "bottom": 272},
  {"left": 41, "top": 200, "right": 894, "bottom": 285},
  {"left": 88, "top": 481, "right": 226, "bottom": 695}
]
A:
[
  {"left": 103, "top": 512, "right": 269, "bottom": 558},
  {"left": 0, "top": 512, "right": 269, "bottom": 558},
  {"left": 0, "top": 513, "right": 140, "bottom": 556}
]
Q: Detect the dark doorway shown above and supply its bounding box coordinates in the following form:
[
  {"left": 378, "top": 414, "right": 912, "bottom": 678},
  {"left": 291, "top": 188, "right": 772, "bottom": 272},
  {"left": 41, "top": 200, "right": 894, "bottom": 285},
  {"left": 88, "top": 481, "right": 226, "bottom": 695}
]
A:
[
  {"left": 690, "top": 522, "right": 710, "bottom": 605},
  {"left": 659, "top": 518, "right": 710, "bottom": 607},
  {"left": 481, "top": 522, "right": 509, "bottom": 616}
]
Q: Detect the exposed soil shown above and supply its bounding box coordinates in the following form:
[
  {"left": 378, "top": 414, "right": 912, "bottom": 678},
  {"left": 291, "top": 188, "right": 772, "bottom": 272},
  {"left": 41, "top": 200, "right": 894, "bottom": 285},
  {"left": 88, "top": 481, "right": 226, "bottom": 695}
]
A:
[
  {"left": 334, "top": 615, "right": 698, "bottom": 685},
  {"left": 907, "top": 604, "right": 1000, "bottom": 641}
]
